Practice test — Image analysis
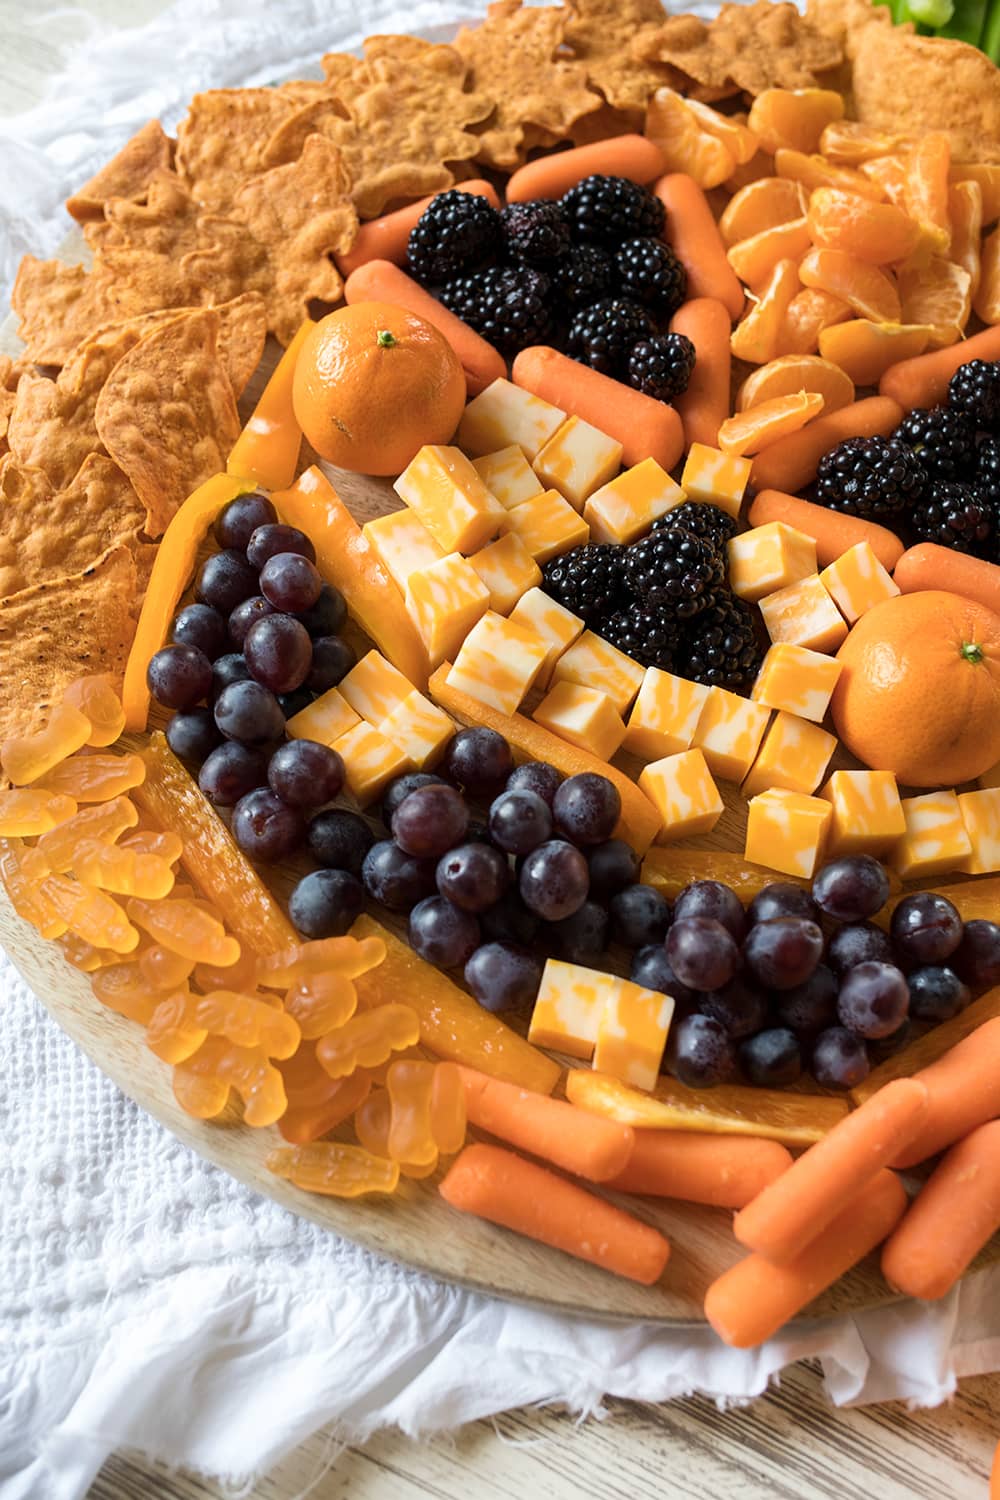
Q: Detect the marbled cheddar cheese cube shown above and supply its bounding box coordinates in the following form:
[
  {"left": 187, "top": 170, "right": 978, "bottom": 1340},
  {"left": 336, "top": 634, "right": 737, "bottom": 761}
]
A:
[
  {"left": 339, "top": 649, "right": 413, "bottom": 726},
  {"left": 286, "top": 687, "right": 361, "bottom": 746},
  {"left": 404, "top": 553, "right": 490, "bottom": 669},
  {"left": 533, "top": 682, "right": 626, "bottom": 761},
  {"left": 727, "top": 522, "right": 817, "bottom": 604},
  {"left": 745, "top": 788, "right": 832, "bottom": 879},
  {"left": 692, "top": 686, "right": 771, "bottom": 783},
  {"left": 584, "top": 456, "right": 686, "bottom": 544},
  {"left": 508, "top": 586, "right": 584, "bottom": 688},
  {"left": 377, "top": 690, "right": 454, "bottom": 771},
  {"left": 468, "top": 532, "right": 542, "bottom": 615},
  {"left": 751, "top": 642, "right": 842, "bottom": 723},
  {"left": 819, "top": 770, "right": 906, "bottom": 857},
  {"left": 529, "top": 958, "right": 618, "bottom": 1058},
  {"left": 593, "top": 979, "right": 675, "bottom": 1092},
  {"left": 472, "top": 444, "right": 545, "bottom": 509},
  {"left": 758, "top": 574, "right": 848, "bottom": 654},
  {"left": 458, "top": 377, "right": 566, "bottom": 461},
  {"left": 333, "top": 720, "right": 412, "bottom": 806},
  {"left": 504, "top": 488, "right": 590, "bottom": 564},
  {"left": 820, "top": 541, "right": 900, "bottom": 624},
  {"left": 958, "top": 788, "right": 1000, "bottom": 874},
  {"left": 394, "top": 445, "right": 507, "bottom": 555},
  {"left": 742, "top": 711, "right": 837, "bottom": 798},
  {"left": 447, "top": 611, "right": 549, "bottom": 717},
  {"left": 552, "top": 630, "right": 644, "bottom": 715},
  {"left": 638, "top": 748, "right": 723, "bottom": 841},
  {"left": 361, "top": 509, "right": 445, "bottom": 595},
  {"left": 624, "top": 668, "right": 711, "bottom": 761},
  {"left": 890, "top": 790, "right": 972, "bottom": 880},
  {"left": 680, "top": 442, "right": 751, "bottom": 517},
  {"left": 534, "top": 415, "right": 623, "bottom": 512}
]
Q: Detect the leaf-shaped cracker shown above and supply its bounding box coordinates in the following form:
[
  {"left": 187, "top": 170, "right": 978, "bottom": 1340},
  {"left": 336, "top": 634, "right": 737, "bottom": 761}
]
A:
[
  {"left": 11, "top": 257, "right": 137, "bottom": 367},
  {"left": 639, "top": 2, "right": 844, "bottom": 94},
  {"left": 95, "top": 308, "right": 240, "bottom": 537},
  {"left": 564, "top": 0, "right": 684, "bottom": 117},
  {"left": 176, "top": 88, "right": 299, "bottom": 211},
  {"left": 66, "top": 120, "right": 175, "bottom": 224},
  {"left": 85, "top": 293, "right": 267, "bottom": 398},
  {"left": 850, "top": 26, "right": 1000, "bottom": 164},
  {"left": 454, "top": 0, "right": 602, "bottom": 170}
]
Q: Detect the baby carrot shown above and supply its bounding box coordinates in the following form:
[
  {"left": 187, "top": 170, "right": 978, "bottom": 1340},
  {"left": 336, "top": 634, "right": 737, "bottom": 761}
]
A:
[
  {"left": 512, "top": 345, "right": 684, "bottom": 471},
  {"left": 733, "top": 1078, "right": 929, "bottom": 1263},
  {"left": 705, "top": 1170, "right": 908, "bottom": 1348},
  {"left": 892, "top": 1018, "right": 1000, "bottom": 1169},
  {"left": 343, "top": 260, "right": 505, "bottom": 396},
  {"left": 993, "top": 1439, "right": 1000, "bottom": 1500},
  {"left": 750, "top": 396, "right": 903, "bottom": 494},
  {"left": 670, "top": 297, "right": 732, "bottom": 449},
  {"left": 439, "top": 1142, "right": 671, "bottom": 1285},
  {"left": 748, "top": 488, "right": 905, "bottom": 570},
  {"left": 506, "top": 135, "right": 666, "bottom": 203},
  {"left": 336, "top": 181, "right": 501, "bottom": 276},
  {"left": 880, "top": 324, "right": 1000, "bottom": 412},
  {"left": 881, "top": 1119, "right": 1000, "bottom": 1301},
  {"left": 654, "top": 174, "right": 745, "bottom": 321},
  {"left": 456, "top": 1065, "right": 635, "bottom": 1182},
  {"left": 606, "top": 1129, "right": 792, "bottom": 1208},
  {"left": 894, "top": 544, "right": 1000, "bottom": 618}
]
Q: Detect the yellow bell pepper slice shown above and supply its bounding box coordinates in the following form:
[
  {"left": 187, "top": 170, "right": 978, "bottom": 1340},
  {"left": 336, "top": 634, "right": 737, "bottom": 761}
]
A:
[{"left": 227, "top": 319, "right": 312, "bottom": 492}]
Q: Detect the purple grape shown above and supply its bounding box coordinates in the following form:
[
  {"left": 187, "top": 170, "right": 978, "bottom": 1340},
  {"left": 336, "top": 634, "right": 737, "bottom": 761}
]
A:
[
  {"left": 259, "top": 551, "right": 323, "bottom": 613},
  {"left": 519, "top": 838, "right": 589, "bottom": 920},
  {"left": 586, "top": 838, "right": 641, "bottom": 899},
  {"left": 228, "top": 595, "right": 275, "bottom": 648},
  {"left": 906, "top": 965, "right": 971, "bottom": 1023},
  {"left": 890, "top": 892, "right": 964, "bottom": 965},
  {"left": 213, "top": 679, "right": 285, "bottom": 746},
  {"left": 740, "top": 1027, "right": 802, "bottom": 1087},
  {"left": 244, "top": 614, "right": 313, "bottom": 694},
  {"left": 306, "top": 636, "right": 356, "bottom": 694},
  {"left": 812, "top": 855, "right": 890, "bottom": 922},
  {"left": 146, "top": 644, "right": 213, "bottom": 711},
  {"left": 773, "top": 964, "right": 838, "bottom": 1036},
  {"left": 748, "top": 882, "right": 820, "bottom": 926},
  {"left": 307, "top": 808, "right": 374, "bottom": 875},
  {"left": 464, "top": 942, "right": 542, "bottom": 1013},
  {"left": 837, "top": 961, "right": 909, "bottom": 1039},
  {"left": 196, "top": 549, "right": 259, "bottom": 613},
  {"left": 609, "top": 883, "right": 671, "bottom": 947},
  {"left": 277, "top": 687, "right": 313, "bottom": 720},
  {"left": 827, "top": 920, "right": 894, "bottom": 978},
  {"left": 480, "top": 889, "right": 540, "bottom": 946},
  {"left": 246, "top": 522, "right": 316, "bottom": 569},
  {"left": 698, "top": 978, "right": 769, "bottom": 1040},
  {"left": 231, "top": 787, "right": 304, "bottom": 863},
  {"left": 267, "top": 738, "right": 345, "bottom": 809},
  {"left": 392, "top": 784, "right": 469, "bottom": 858},
  {"left": 211, "top": 652, "right": 251, "bottom": 698},
  {"left": 198, "top": 742, "right": 268, "bottom": 806},
  {"left": 381, "top": 772, "right": 448, "bottom": 826},
  {"left": 548, "top": 900, "right": 609, "bottom": 962},
  {"left": 630, "top": 945, "right": 697, "bottom": 1006},
  {"left": 298, "top": 583, "right": 347, "bottom": 638},
  {"left": 436, "top": 842, "right": 510, "bottom": 912},
  {"left": 666, "top": 917, "right": 740, "bottom": 991},
  {"left": 868, "top": 1019, "right": 914, "bottom": 1062},
  {"left": 444, "top": 727, "right": 514, "bottom": 798},
  {"left": 214, "top": 491, "right": 277, "bottom": 550},
  {"left": 361, "top": 839, "right": 436, "bottom": 911},
  {"left": 674, "top": 879, "right": 746, "bottom": 942},
  {"left": 953, "top": 919, "right": 1000, "bottom": 987},
  {"left": 170, "top": 603, "right": 228, "bottom": 660},
  {"left": 409, "top": 896, "right": 480, "bottom": 967},
  {"left": 552, "top": 773, "right": 621, "bottom": 846},
  {"left": 743, "top": 917, "right": 823, "bottom": 990},
  {"left": 668, "top": 1013, "right": 736, "bottom": 1089},
  {"left": 488, "top": 788, "right": 552, "bottom": 855},
  {"left": 811, "top": 1026, "right": 870, "bottom": 1091},
  {"left": 289, "top": 868, "right": 364, "bottom": 938},
  {"left": 165, "top": 707, "right": 222, "bottom": 765},
  {"left": 506, "top": 761, "right": 563, "bottom": 807}
]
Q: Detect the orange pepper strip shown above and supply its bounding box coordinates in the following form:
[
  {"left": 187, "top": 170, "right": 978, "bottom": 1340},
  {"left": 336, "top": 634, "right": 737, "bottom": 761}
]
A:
[
  {"left": 226, "top": 319, "right": 313, "bottom": 492},
  {"left": 121, "top": 472, "right": 254, "bottom": 732},
  {"left": 273, "top": 466, "right": 430, "bottom": 691}
]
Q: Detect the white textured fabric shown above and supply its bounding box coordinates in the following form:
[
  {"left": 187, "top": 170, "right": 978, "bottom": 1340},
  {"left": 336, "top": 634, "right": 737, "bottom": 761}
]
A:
[{"left": 2, "top": 4, "right": 1000, "bottom": 1497}]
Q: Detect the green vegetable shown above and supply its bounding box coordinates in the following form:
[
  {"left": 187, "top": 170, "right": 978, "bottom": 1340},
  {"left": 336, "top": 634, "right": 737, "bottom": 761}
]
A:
[
  {"left": 938, "top": 0, "right": 986, "bottom": 42},
  {"left": 982, "top": 0, "right": 1000, "bottom": 59}
]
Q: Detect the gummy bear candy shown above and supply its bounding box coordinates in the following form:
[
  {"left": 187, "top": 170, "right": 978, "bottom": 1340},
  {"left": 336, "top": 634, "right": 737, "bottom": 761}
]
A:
[
  {"left": 173, "top": 1035, "right": 287, "bottom": 1126},
  {"left": 316, "top": 1004, "right": 420, "bottom": 1080},
  {"left": 37, "top": 796, "right": 138, "bottom": 873},
  {"left": 63, "top": 675, "right": 127, "bottom": 748},
  {"left": 266, "top": 1142, "right": 399, "bottom": 1198},
  {"left": 0, "top": 790, "right": 78, "bottom": 838},
  {"left": 41, "top": 874, "right": 139, "bottom": 954},
  {"left": 283, "top": 970, "right": 358, "bottom": 1040},
  {"left": 126, "top": 895, "right": 241, "bottom": 966},
  {"left": 71, "top": 838, "right": 176, "bottom": 900},
  {"left": 37, "top": 752, "right": 145, "bottom": 803},
  {"left": 256, "top": 934, "right": 386, "bottom": 990},
  {"left": 0, "top": 702, "right": 91, "bottom": 785}
]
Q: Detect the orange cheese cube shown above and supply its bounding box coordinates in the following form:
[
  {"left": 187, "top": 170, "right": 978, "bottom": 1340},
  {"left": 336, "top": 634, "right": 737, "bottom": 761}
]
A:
[
  {"left": 447, "top": 611, "right": 549, "bottom": 717},
  {"left": 361, "top": 508, "right": 445, "bottom": 594},
  {"left": 890, "top": 790, "right": 973, "bottom": 880},
  {"left": 583, "top": 457, "right": 686, "bottom": 544},
  {"left": 958, "top": 788, "right": 1000, "bottom": 874},
  {"left": 458, "top": 377, "right": 566, "bottom": 461},
  {"left": 680, "top": 442, "right": 751, "bottom": 517},
  {"left": 508, "top": 586, "right": 584, "bottom": 688},
  {"left": 638, "top": 748, "right": 723, "bottom": 841},
  {"left": 745, "top": 788, "right": 833, "bottom": 879},
  {"left": 339, "top": 649, "right": 413, "bottom": 726},
  {"left": 624, "top": 668, "right": 711, "bottom": 761},
  {"left": 819, "top": 540, "right": 900, "bottom": 624},
  {"left": 472, "top": 444, "right": 545, "bottom": 509},
  {"left": 819, "top": 770, "right": 906, "bottom": 857},
  {"left": 593, "top": 979, "right": 675, "bottom": 1092},
  {"left": 758, "top": 574, "right": 848, "bottom": 653},
  {"left": 377, "top": 689, "right": 454, "bottom": 771},
  {"left": 528, "top": 958, "right": 616, "bottom": 1058},
  {"left": 286, "top": 687, "right": 360, "bottom": 746},
  {"left": 394, "top": 444, "right": 507, "bottom": 555},
  {"left": 533, "top": 682, "right": 627, "bottom": 762},
  {"left": 504, "top": 488, "right": 590, "bottom": 564},
  {"left": 693, "top": 686, "right": 771, "bottom": 783},
  {"left": 333, "top": 720, "right": 412, "bottom": 806},
  {"left": 751, "top": 642, "right": 843, "bottom": 722},
  {"left": 727, "top": 522, "right": 817, "bottom": 603},
  {"left": 534, "top": 415, "right": 623, "bottom": 511},
  {"left": 467, "top": 532, "right": 542, "bottom": 614},
  {"left": 404, "top": 553, "right": 490, "bottom": 669},
  {"left": 552, "top": 630, "right": 644, "bottom": 715},
  {"left": 742, "top": 711, "right": 837, "bottom": 798}
]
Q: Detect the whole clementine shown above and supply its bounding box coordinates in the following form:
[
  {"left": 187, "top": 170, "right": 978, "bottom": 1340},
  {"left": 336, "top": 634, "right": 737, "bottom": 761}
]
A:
[
  {"left": 292, "top": 301, "right": 465, "bottom": 476},
  {"left": 831, "top": 590, "right": 1000, "bottom": 787}
]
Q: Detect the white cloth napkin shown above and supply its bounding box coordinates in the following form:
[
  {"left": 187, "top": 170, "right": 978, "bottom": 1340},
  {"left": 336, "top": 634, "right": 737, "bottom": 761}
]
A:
[{"left": 3, "top": 4, "right": 1000, "bottom": 1497}]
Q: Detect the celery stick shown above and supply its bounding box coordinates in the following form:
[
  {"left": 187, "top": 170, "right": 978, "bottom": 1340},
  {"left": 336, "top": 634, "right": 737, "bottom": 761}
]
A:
[
  {"left": 938, "top": 0, "right": 986, "bottom": 41},
  {"left": 983, "top": 0, "right": 1000, "bottom": 58}
]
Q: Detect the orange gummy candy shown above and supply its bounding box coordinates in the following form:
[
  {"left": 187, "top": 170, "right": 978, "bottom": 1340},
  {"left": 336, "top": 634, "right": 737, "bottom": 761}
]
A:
[
  {"left": 355, "top": 1087, "right": 437, "bottom": 1178},
  {"left": 283, "top": 970, "right": 358, "bottom": 1039},
  {"left": 194, "top": 990, "right": 300, "bottom": 1057},
  {"left": 1, "top": 702, "right": 91, "bottom": 786},
  {"left": 279, "top": 1040, "right": 349, "bottom": 1108},
  {"left": 57, "top": 932, "right": 121, "bottom": 971},
  {"left": 266, "top": 1142, "right": 400, "bottom": 1198},
  {"left": 0, "top": 790, "right": 79, "bottom": 838},
  {"left": 147, "top": 990, "right": 208, "bottom": 1063},
  {"left": 316, "top": 1003, "right": 421, "bottom": 1080},
  {"left": 173, "top": 1035, "right": 287, "bottom": 1126},
  {"left": 278, "top": 1070, "right": 372, "bottom": 1145},
  {"left": 63, "top": 674, "right": 127, "bottom": 748},
  {"left": 256, "top": 934, "right": 386, "bottom": 989},
  {"left": 0, "top": 838, "right": 68, "bottom": 939},
  {"left": 138, "top": 942, "right": 196, "bottom": 990},
  {"left": 37, "top": 796, "right": 139, "bottom": 873},
  {"left": 126, "top": 895, "right": 241, "bottom": 966},
  {"left": 71, "top": 838, "right": 176, "bottom": 900},
  {"left": 387, "top": 1059, "right": 465, "bottom": 1170},
  {"left": 36, "top": 752, "right": 146, "bottom": 803},
  {"left": 41, "top": 874, "right": 139, "bottom": 954},
  {"left": 92, "top": 961, "right": 163, "bottom": 1024},
  {"left": 194, "top": 945, "right": 259, "bottom": 995},
  {"left": 119, "top": 828, "right": 184, "bottom": 865}
]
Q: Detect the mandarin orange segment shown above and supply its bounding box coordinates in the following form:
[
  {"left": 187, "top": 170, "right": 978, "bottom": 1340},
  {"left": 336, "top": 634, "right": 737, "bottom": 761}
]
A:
[
  {"left": 736, "top": 354, "right": 854, "bottom": 414},
  {"left": 798, "top": 246, "right": 901, "bottom": 324},
  {"left": 904, "top": 133, "right": 952, "bottom": 257},
  {"left": 818, "top": 320, "right": 934, "bottom": 386},
  {"left": 685, "top": 99, "right": 759, "bottom": 166},
  {"left": 724, "top": 151, "right": 777, "bottom": 193},
  {"left": 718, "top": 392, "right": 824, "bottom": 457},
  {"left": 818, "top": 121, "right": 901, "bottom": 165},
  {"left": 719, "top": 177, "right": 807, "bottom": 248},
  {"left": 730, "top": 258, "right": 800, "bottom": 365},
  {"left": 644, "top": 88, "right": 735, "bottom": 190},
  {"left": 974, "top": 226, "right": 1000, "bottom": 325},
  {"left": 746, "top": 88, "right": 844, "bottom": 155},
  {"left": 859, "top": 155, "right": 908, "bottom": 210},
  {"left": 726, "top": 217, "right": 811, "bottom": 290},
  {"left": 949, "top": 180, "right": 983, "bottom": 298},
  {"left": 898, "top": 257, "right": 972, "bottom": 348},
  {"left": 807, "top": 188, "right": 921, "bottom": 265},
  {"left": 773, "top": 149, "right": 886, "bottom": 203},
  {"left": 950, "top": 163, "right": 1000, "bottom": 225},
  {"left": 777, "top": 288, "right": 851, "bottom": 356}
]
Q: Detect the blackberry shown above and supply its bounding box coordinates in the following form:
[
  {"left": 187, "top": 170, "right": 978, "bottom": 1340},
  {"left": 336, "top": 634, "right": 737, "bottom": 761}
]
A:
[
  {"left": 560, "top": 174, "right": 665, "bottom": 246},
  {"left": 614, "top": 238, "right": 686, "bottom": 317},
  {"left": 895, "top": 405, "right": 976, "bottom": 480},
  {"left": 405, "top": 190, "right": 502, "bottom": 285},
  {"left": 676, "top": 592, "right": 763, "bottom": 694},
  {"left": 976, "top": 435, "right": 1000, "bottom": 510},
  {"left": 627, "top": 333, "right": 696, "bottom": 401},
  {"left": 652, "top": 501, "right": 738, "bottom": 557},
  {"left": 600, "top": 604, "right": 680, "bottom": 670},
  {"left": 439, "top": 265, "right": 552, "bottom": 354},
  {"left": 551, "top": 243, "right": 616, "bottom": 311},
  {"left": 948, "top": 359, "right": 1000, "bottom": 429},
  {"left": 909, "top": 480, "right": 993, "bottom": 555},
  {"left": 623, "top": 527, "right": 724, "bottom": 620},
  {"left": 542, "top": 544, "right": 626, "bottom": 625},
  {"left": 500, "top": 200, "right": 571, "bottom": 267},
  {"left": 566, "top": 297, "right": 655, "bottom": 375},
  {"left": 815, "top": 436, "right": 926, "bottom": 521}
]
